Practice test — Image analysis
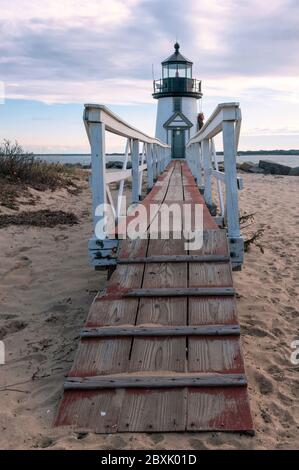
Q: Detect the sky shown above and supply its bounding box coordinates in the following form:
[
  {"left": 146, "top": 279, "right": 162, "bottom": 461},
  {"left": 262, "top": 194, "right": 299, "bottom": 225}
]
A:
[{"left": 0, "top": 0, "right": 299, "bottom": 153}]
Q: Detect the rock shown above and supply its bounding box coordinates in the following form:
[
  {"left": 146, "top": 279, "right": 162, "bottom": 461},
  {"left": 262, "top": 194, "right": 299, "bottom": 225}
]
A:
[
  {"left": 237, "top": 162, "right": 265, "bottom": 173},
  {"left": 247, "top": 165, "right": 265, "bottom": 174},
  {"left": 106, "top": 161, "right": 132, "bottom": 170},
  {"left": 258, "top": 160, "right": 291, "bottom": 175},
  {"left": 289, "top": 166, "right": 299, "bottom": 176},
  {"left": 237, "top": 161, "right": 256, "bottom": 172}
]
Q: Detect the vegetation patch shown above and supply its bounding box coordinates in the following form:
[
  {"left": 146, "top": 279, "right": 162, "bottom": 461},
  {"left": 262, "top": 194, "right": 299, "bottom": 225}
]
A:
[
  {"left": 0, "top": 210, "right": 79, "bottom": 229},
  {"left": 0, "top": 140, "right": 80, "bottom": 209}
]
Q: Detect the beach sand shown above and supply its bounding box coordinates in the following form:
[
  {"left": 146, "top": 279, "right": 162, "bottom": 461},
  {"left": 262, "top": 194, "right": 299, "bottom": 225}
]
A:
[{"left": 0, "top": 172, "right": 298, "bottom": 450}]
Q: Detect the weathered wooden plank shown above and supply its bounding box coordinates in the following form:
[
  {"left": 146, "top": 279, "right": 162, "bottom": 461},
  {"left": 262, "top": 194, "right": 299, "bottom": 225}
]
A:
[
  {"left": 55, "top": 390, "right": 124, "bottom": 433},
  {"left": 86, "top": 298, "right": 139, "bottom": 327},
  {"left": 80, "top": 325, "right": 240, "bottom": 338},
  {"left": 124, "top": 287, "right": 235, "bottom": 297},
  {"left": 129, "top": 337, "right": 186, "bottom": 372},
  {"left": 187, "top": 387, "right": 254, "bottom": 432},
  {"left": 68, "top": 338, "right": 132, "bottom": 377},
  {"left": 188, "top": 337, "right": 244, "bottom": 373},
  {"left": 192, "top": 229, "right": 229, "bottom": 255},
  {"left": 118, "top": 389, "right": 187, "bottom": 432},
  {"left": 189, "top": 297, "right": 238, "bottom": 325},
  {"left": 117, "top": 254, "right": 230, "bottom": 264},
  {"left": 137, "top": 297, "right": 186, "bottom": 326},
  {"left": 64, "top": 373, "right": 247, "bottom": 390},
  {"left": 141, "top": 263, "right": 188, "bottom": 290},
  {"left": 189, "top": 263, "right": 233, "bottom": 287}
]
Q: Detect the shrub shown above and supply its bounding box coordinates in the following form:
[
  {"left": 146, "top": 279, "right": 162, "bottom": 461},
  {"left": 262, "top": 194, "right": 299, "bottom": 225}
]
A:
[{"left": 0, "top": 140, "right": 74, "bottom": 190}]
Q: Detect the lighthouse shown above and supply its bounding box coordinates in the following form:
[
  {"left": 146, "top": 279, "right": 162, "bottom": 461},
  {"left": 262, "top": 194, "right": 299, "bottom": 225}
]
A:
[{"left": 153, "top": 43, "right": 202, "bottom": 159}]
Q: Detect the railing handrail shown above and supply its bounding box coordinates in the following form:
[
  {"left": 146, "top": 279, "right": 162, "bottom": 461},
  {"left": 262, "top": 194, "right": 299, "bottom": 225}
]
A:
[
  {"left": 185, "top": 101, "right": 244, "bottom": 269},
  {"left": 187, "top": 102, "right": 241, "bottom": 146},
  {"left": 84, "top": 104, "right": 172, "bottom": 267},
  {"left": 84, "top": 104, "right": 170, "bottom": 148}
]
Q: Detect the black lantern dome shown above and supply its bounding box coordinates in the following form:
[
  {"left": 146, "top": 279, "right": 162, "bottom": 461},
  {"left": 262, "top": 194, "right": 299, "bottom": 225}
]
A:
[{"left": 153, "top": 43, "right": 202, "bottom": 99}]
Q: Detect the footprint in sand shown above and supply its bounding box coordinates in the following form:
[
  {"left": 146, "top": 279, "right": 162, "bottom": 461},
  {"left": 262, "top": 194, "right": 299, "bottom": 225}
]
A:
[
  {"left": 188, "top": 438, "right": 209, "bottom": 450},
  {"left": 0, "top": 256, "right": 32, "bottom": 282},
  {"left": 255, "top": 372, "right": 274, "bottom": 395},
  {"left": 0, "top": 320, "right": 28, "bottom": 340}
]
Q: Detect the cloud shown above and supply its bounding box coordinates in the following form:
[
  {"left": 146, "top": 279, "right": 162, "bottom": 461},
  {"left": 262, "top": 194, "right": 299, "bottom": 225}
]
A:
[
  {"left": 1, "top": 0, "right": 299, "bottom": 153},
  {"left": 0, "top": 0, "right": 298, "bottom": 105},
  {"left": 5, "top": 78, "right": 154, "bottom": 105}
]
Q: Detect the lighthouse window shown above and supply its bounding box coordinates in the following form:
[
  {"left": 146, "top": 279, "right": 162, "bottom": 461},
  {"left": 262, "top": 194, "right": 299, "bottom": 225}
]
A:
[
  {"left": 173, "top": 97, "right": 182, "bottom": 112},
  {"left": 168, "top": 64, "right": 178, "bottom": 78},
  {"left": 177, "top": 64, "right": 187, "bottom": 77}
]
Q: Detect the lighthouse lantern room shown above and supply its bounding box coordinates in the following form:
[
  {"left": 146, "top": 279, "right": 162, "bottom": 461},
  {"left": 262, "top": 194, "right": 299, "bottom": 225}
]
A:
[{"left": 153, "top": 43, "right": 202, "bottom": 159}]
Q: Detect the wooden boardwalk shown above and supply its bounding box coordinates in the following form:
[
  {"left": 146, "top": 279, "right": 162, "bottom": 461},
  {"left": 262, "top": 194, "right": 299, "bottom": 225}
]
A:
[{"left": 55, "top": 161, "right": 253, "bottom": 433}]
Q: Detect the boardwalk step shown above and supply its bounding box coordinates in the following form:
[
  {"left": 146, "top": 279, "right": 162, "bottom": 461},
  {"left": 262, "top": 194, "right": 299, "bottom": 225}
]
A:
[
  {"left": 80, "top": 324, "right": 240, "bottom": 338},
  {"left": 64, "top": 373, "right": 247, "bottom": 390},
  {"left": 124, "top": 287, "right": 235, "bottom": 298},
  {"left": 117, "top": 255, "right": 230, "bottom": 264}
]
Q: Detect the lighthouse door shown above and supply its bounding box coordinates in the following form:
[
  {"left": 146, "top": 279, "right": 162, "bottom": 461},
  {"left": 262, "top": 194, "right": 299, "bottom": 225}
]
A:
[{"left": 172, "top": 129, "right": 185, "bottom": 159}]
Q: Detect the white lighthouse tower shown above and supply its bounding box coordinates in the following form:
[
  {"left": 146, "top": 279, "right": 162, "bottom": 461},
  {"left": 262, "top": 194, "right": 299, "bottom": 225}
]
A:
[{"left": 153, "top": 43, "right": 202, "bottom": 159}]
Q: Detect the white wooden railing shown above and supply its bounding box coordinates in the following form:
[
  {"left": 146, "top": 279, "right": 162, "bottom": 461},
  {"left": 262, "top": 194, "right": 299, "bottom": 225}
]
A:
[
  {"left": 84, "top": 104, "right": 171, "bottom": 267},
  {"left": 186, "top": 102, "right": 244, "bottom": 269}
]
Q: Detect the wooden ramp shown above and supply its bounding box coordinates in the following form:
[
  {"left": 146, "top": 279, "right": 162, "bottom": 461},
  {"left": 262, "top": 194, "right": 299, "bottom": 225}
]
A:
[{"left": 55, "top": 161, "right": 253, "bottom": 433}]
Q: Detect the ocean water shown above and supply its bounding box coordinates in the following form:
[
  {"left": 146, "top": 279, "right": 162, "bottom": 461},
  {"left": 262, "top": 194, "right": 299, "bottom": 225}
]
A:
[
  {"left": 236, "top": 154, "right": 299, "bottom": 168},
  {"left": 34, "top": 153, "right": 299, "bottom": 168}
]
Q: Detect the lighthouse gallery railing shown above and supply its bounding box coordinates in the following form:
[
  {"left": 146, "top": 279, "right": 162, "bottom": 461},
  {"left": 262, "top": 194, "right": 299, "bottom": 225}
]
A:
[
  {"left": 84, "top": 104, "right": 171, "bottom": 267},
  {"left": 186, "top": 102, "right": 244, "bottom": 269}
]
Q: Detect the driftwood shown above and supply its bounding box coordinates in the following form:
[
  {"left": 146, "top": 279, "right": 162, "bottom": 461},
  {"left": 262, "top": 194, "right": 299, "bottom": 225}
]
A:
[
  {"left": 244, "top": 228, "right": 265, "bottom": 253},
  {"left": 240, "top": 213, "right": 265, "bottom": 254}
]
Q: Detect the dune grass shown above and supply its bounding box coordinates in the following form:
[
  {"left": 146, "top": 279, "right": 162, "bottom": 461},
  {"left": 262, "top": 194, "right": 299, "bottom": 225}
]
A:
[
  {"left": 0, "top": 140, "right": 74, "bottom": 190},
  {"left": 0, "top": 140, "right": 80, "bottom": 210}
]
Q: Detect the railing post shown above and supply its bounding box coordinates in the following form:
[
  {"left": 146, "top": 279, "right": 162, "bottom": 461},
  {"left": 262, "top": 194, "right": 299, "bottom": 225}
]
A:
[
  {"left": 197, "top": 143, "right": 203, "bottom": 190},
  {"left": 153, "top": 144, "right": 158, "bottom": 180},
  {"left": 90, "top": 121, "right": 106, "bottom": 238},
  {"left": 147, "top": 143, "right": 154, "bottom": 190},
  {"left": 222, "top": 121, "right": 243, "bottom": 266},
  {"left": 132, "top": 138, "right": 139, "bottom": 204},
  {"left": 157, "top": 147, "right": 161, "bottom": 175},
  {"left": 192, "top": 143, "right": 199, "bottom": 186},
  {"left": 162, "top": 148, "right": 166, "bottom": 171},
  {"left": 202, "top": 138, "right": 212, "bottom": 206}
]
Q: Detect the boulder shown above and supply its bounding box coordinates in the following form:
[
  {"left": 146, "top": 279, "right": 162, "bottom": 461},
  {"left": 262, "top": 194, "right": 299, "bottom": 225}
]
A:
[
  {"left": 289, "top": 166, "right": 299, "bottom": 176},
  {"left": 237, "top": 161, "right": 255, "bottom": 172},
  {"left": 258, "top": 160, "right": 291, "bottom": 175},
  {"left": 247, "top": 165, "right": 265, "bottom": 174},
  {"left": 237, "top": 162, "right": 264, "bottom": 173},
  {"left": 106, "top": 161, "right": 127, "bottom": 169}
]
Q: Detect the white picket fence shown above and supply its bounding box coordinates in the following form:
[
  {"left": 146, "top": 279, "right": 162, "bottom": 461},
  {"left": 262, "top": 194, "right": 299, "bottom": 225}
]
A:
[
  {"left": 84, "top": 104, "right": 171, "bottom": 267},
  {"left": 186, "top": 102, "right": 244, "bottom": 269}
]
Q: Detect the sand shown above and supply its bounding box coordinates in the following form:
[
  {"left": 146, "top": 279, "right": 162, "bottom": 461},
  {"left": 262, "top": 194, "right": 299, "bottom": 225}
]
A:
[{"left": 0, "top": 172, "right": 298, "bottom": 450}]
